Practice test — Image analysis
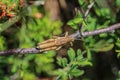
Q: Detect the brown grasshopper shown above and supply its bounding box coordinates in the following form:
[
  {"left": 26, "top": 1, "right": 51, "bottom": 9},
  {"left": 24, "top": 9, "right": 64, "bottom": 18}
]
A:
[{"left": 36, "top": 33, "right": 75, "bottom": 52}]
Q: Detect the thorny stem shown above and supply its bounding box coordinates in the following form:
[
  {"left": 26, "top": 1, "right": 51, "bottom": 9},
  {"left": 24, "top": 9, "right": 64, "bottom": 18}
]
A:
[
  {"left": 78, "top": 0, "right": 95, "bottom": 38},
  {"left": 0, "top": 23, "right": 120, "bottom": 55}
]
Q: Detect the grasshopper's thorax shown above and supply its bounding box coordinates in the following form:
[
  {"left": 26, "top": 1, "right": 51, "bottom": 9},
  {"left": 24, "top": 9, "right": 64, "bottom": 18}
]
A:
[{"left": 55, "top": 36, "right": 74, "bottom": 46}]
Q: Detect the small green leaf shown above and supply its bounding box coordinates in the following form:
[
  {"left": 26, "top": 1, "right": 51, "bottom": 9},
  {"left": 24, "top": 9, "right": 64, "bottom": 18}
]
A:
[
  {"left": 67, "top": 20, "right": 75, "bottom": 26},
  {"left": 78, "top": 0, "right": 84, "bottom": 5},
  {"left": 73, "top": 18, "right": 83, "bottom": 24},
  {"left": 77, "top": 49, "right": 82, "bottom": 56},
  {"left": 68, "top": 48, "right": 76, "bottom": 61},
  {"left": 76, "top": 49, "right": 83, "bottom": 61},
  {"left": 86, "top": 47, "right": 92, "bottom": 60},
  {"left": 70, "top": 69, "right": 84, "bottom": 77},
  {"left": 76, "top": 60, "right": 92, "bottom": 66},
  {"left": 93, "top": 44, "right": 114, "bottom": 52},
  {"left": 117, "top": 53, "right": 120, "bottom": 58},
  {"left": 116, "top": 50, "right": 120, "bottom": 53},
  {"left": 116, "top": 50, "right": 120, "bottom": 58},
  {"left": 115, "top": 38, "right": 120, "bottom": 47},
  {"left": 76, "top": 55, "right": 84, "bottom": 61},
  {"left": 57, "top": 57, "right": 63, "bottom": 67},
  {"left": 57, "top": 57, "right": 68, "bottom": 67},
  {"left": 62, "top": 58, "right": 68, "bottom": 67},
  {"left": 71, "top": 25, "right": 78, "bottom": 29}
]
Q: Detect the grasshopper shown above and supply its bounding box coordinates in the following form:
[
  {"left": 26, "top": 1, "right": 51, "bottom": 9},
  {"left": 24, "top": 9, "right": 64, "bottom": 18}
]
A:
[{"left": 37, "top": 32, "right": 75, "bottom": 52}]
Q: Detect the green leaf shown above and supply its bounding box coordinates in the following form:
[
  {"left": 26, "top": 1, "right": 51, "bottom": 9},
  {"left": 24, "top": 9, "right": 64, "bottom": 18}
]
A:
[
  {"left": 77, "top": 49, "right": 82, "bottom": 56},
  {"left": 76, "top": 49, "right": 84, "bottom": 61},
  {"left": 67, "top": 20, "right": 75, "bottom": 26},
  {"left": 92, "top": 44, "right": 114, "bottom": 52},
  {"left": 78, "top": 0, "right": 84, "bottom": 5},
  {"left": 116, "top": 50, "right": 120, "bottom": 53},
  {"left": 57, "top": 57, "right": 63, "bottom": 67},
  {"left": 70, "top": 24, "right": 78, "bottom": 29},
  {"left": 68, "top": 48, "right": 76, "bottom": 61},
  {"left": 67, "top": 16, "right": 83, "bottom": 26},
  {"left": 116, "top": 50, "right": 120, "bottom": 58},
  {"left": 70, "top": 69, "right": 84, "bottom": 77},
  {"left": 73, "top": 18, "right": 83, "bottom": 24},
  {"left": 86, "top": 48, "right": 92, "bottom": 60},
  {"left": 91, "top": 40, "right": 114, "bottom": 52},
  {"left": 73, "top": 58, "right": 92, "bottom": 66},
  {"left": 115, "top": 38, "right": 120, "bottom": 47},
  {"left": 76, "top": 60, "right": 92, "bottom": 66},
  {"left": 57, "top": 57, "right": 68, "bottom": 67},
  {"left": 117, "top": 53, "right": 120, "bottom": 58},
  {"left": 62, "top": 58, "right": 68, "bottom": 67}
]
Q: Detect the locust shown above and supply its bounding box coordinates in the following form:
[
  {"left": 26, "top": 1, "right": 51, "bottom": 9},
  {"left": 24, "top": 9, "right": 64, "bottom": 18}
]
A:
[{"left": 36, "top": 33, "right": 75, "bottom": 52}]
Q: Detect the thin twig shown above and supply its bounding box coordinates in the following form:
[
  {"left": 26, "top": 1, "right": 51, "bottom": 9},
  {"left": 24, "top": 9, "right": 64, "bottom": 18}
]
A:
[
  {"left": 0, "top": 23, "right": 120, "bottom": 55},
  {"left": 0, "top": 48, "right": 40, "bottom": 55},
  {"left": 84, "top": 0, "right": 95, "bottom": 19},
  {"left": 78, "top": 0, "right": 95, "bottom": 38},
  {"left": 70, "top": 23, "right": 120, "bottom": 38}
]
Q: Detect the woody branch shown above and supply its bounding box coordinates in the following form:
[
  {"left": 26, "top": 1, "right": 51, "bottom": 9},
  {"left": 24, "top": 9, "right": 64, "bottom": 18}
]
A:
[{"left": 0, "top": 23, "right": 120, "bottom": 55}]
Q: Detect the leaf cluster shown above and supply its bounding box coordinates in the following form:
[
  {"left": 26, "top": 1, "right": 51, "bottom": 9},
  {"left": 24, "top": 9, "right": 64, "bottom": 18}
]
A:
[{"left": 53, "top": 48, "right": 92, "bottom": 80}]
